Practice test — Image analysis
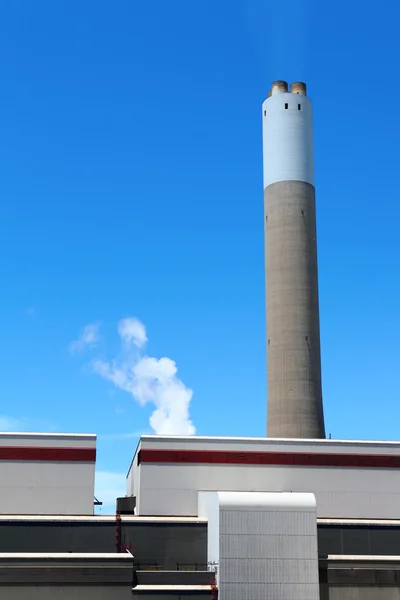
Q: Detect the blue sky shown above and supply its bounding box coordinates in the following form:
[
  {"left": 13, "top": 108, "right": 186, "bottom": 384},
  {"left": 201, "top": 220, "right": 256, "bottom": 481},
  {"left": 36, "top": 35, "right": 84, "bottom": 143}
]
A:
[{"left": 0, "top": 0, "right": 399, "bottom": 510}]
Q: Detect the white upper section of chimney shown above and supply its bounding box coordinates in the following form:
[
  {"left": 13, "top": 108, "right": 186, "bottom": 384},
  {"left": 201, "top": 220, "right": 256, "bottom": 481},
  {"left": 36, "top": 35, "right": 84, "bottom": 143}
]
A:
[{"left": 262, "top": 92, "right": 314, "bottom": 188}]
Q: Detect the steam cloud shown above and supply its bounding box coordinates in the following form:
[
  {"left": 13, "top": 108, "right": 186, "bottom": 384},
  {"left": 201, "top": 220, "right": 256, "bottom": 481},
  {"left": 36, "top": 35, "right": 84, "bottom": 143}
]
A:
[
  {"left": 241, "top": 0, "right": 315, "bottom": 81},
  {"left": 69, "top": 323, "right": 100, "bottom": 355},
  {"left": 118, "top": 317, "right": 148, "bottom": 349},
  {"left": 92, "top": 318, "right": 195, "bottom": 436}
]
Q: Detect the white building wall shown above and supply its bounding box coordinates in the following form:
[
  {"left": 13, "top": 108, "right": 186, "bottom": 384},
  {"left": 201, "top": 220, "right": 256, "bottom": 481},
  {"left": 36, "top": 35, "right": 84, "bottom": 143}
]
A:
[
  {"left": 137, "top": 462, "right": 400, "bottom": 519},
  {"left": 199, "top": 492, "right": 319, "bottom": 600},
  {"left": 0, "top": 433, "right": 96, "bottom": 515},
  {"left": 198, "top": 492, "right": 220, "bottom": 569},
  {"left": 126, "top": 450, "right": 140, "bottom": 514},
  {"left": 131, "top": 436, "right": 400, "bottom": 519},
  {"left": 1, "top": 462, "right": 95, "bottom": 515}
]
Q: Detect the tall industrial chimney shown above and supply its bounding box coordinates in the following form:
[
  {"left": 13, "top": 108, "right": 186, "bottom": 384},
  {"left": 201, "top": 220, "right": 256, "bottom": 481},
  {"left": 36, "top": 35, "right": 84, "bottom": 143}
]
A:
[{"left": 263, "top": 81, "right": 325, "bottom": 439}]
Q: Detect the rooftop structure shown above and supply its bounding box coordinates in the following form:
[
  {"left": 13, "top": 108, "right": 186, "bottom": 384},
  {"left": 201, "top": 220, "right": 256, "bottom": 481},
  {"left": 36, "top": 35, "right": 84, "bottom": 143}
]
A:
[
  {"left": 129, "top": 434, "right": 400, "bottom": 519},
  {"left": 0, "top": 432, "right": 96, "bottom": 515}
]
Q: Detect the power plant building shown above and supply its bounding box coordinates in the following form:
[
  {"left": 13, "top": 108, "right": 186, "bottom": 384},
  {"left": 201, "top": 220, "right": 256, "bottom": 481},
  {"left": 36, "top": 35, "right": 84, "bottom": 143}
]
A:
[{"left": 1, "top": 81, "right": 400, "bottom": 600}]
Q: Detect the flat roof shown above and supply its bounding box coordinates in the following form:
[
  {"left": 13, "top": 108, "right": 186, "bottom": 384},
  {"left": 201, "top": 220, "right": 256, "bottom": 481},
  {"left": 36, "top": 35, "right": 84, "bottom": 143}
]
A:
[
  {"left": 139, "top": 434, "right": 400, "bottom": 445},
  {"left": 0, "top": 552, "right": 133, "bottom": 559},
  {"left": 130, "top": 438, "right": 400, "bottom": 476},
  {"left": 0, "top": 515, "right": 207, "bottom": 523},
  {"left": 3, "top": 515, "right": 398, "bottom": 526},
  {"left": 318, "top": 518, "right": 400, "bottom": 526},
  {"left": 327, "top": 555, "right": 400, "bottom": 561},
  {"left": 319, "top": 554, "right": 400, "bottom": 568},
  {"left": 0, "top": 432, "right": 96, "bottom": 440},
  {"left": 133, "top": 586, "right": 212, "bottom": 591}
]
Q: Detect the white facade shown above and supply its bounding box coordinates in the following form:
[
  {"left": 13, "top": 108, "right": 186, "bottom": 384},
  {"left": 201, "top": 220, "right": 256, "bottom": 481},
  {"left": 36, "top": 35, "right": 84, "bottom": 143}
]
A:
[
  {"left": 198, "top": 491, "right": 319, "bottom": 600},
  {"left": 129, "top": 435, "right": 400, "bottom": 519},
  {"left": 0, "top": 433, "right": 96, "bottom": 515},
  {"left": 262, "top": 91, "right": 314, "bottom": 187}
]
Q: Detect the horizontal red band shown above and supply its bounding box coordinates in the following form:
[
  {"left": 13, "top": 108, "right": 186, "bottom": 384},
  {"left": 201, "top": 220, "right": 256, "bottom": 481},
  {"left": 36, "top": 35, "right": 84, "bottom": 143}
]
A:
[
  {"left": 138, "top": 448, "right": 400, "bottom": 469},
  {"left": 0, "top": 447, "right": 96, "bottom": 462}
]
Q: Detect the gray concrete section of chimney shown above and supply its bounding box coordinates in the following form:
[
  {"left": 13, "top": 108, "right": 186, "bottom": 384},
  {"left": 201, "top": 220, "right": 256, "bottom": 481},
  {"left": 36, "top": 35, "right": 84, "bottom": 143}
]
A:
[{"left": 264, "top": 180, "right": 325, "bottom": 438}]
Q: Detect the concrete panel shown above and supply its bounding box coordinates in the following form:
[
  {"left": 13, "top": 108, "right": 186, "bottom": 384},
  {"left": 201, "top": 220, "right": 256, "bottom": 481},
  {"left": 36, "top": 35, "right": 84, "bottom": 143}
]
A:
[{"left": 264, "top": 180, "right": 325, "bottom": 438}]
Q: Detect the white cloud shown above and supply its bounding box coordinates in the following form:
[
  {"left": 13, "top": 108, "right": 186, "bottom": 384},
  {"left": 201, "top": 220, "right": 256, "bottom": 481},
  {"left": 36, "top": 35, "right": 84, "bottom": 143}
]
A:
[
  {"left": 69, "top": 323, "right": 100, "bottom": 355},
  {"left": 92, "top": 317, "right": 195, "bottom": 436},
  {"left": 95, "top": 471, "right": 126, "bottom": 511},
  {"left": 118, "top": 317, "right": 148, "bottom": 349}
]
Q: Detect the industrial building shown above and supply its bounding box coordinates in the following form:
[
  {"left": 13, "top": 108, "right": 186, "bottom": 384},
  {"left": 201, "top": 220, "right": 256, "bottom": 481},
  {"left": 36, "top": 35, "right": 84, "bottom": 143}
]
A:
[
  {"left": 2, "top": 81, "right": 400, "bottom": 599},
  {"left": 4, "top": 430, "right": 400, "bottom": 598}
]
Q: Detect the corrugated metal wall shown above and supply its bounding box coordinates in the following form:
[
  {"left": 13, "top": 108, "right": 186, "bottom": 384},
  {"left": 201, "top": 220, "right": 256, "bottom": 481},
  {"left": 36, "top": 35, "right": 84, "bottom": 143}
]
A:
[
  {"left": 319, "top": 566, "right": 400, "bottom": 599},
  {"left": 326, "top": 587, "right": 400, "bottom": 599},
  {"left": 0, "top": 586, "right": 132, "bottom": 599},
  {"left": 1, "top": 519, "right": 399, "bottom": 566},
  {"left": 0, "top": 567, "right": 133, "bottom": 584},
  {"left": 0, "top": 521, "right": 207, "bottom": 570},
  {"left": 215, "top": 492, "right": 320, "bottom": 600},
  {"left": 318, "top": 525, "right": 400, "bottom": 556},
  {"left": 219, "top": 506, "right": 320, "bottom": 600}
]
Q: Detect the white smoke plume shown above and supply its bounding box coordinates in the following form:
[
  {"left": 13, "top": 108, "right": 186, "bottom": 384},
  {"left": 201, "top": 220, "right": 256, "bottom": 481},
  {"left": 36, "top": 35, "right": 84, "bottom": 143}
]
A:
[
  {"left": 118, "top": 317, "right": 148, "bottom": 349},
  {"left": 92, "top": 317, "right": 195, "bottom": 436},
  {"left": 69, "top": 323, "right": 100, "bottom": 355},
  {"left": 241, "top": 0, "right": 316, "bottom": 81}
]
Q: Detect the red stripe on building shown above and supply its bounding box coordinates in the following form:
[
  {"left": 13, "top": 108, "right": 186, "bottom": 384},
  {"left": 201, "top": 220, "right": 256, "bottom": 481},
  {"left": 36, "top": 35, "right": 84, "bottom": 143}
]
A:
[
  {"left": 138, "top": 449, "right": 400, "bottom": 469},
  {"left": 0, "top": 447, "right": 96, "bottom": 462}
]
